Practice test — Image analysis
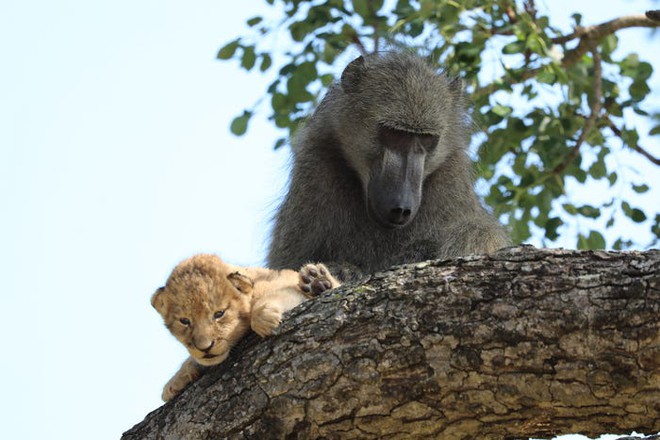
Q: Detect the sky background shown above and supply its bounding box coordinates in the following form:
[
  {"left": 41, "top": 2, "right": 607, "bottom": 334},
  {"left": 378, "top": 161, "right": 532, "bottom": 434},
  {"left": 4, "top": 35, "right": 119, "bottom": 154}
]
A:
[{"left": 0, "top": 1, "right": 657, "bottom": 439}]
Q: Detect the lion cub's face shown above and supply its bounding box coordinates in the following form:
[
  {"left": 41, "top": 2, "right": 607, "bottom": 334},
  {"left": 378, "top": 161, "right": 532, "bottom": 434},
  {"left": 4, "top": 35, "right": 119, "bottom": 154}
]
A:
[{"left": 151, "top": 254, "right": 254, "bottom": 366}]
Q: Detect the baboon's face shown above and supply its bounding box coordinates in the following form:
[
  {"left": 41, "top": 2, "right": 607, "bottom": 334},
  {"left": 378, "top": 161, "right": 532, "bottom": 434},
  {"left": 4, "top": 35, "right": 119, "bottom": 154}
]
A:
[{"left": 335, "top": 54, "right": 465, "bottom": 229}]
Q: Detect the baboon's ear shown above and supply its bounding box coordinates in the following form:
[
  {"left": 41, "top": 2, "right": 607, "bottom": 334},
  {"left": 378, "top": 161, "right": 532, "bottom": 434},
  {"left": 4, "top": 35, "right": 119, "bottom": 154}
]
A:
[
  {"left": 151, "top": 287, "right": 167, "bottom": 313},
  {"left": 227, "top": 271, "right": 254, "bottom": 294},
  {"left": 341, "top": 56, "right": 365, "bottom": 93}
]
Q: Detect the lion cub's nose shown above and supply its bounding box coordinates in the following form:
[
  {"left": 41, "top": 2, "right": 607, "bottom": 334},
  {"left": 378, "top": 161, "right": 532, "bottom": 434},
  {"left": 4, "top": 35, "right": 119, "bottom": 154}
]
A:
[{"left": 194, "top": 339, "right": 215, "bottom": 352}]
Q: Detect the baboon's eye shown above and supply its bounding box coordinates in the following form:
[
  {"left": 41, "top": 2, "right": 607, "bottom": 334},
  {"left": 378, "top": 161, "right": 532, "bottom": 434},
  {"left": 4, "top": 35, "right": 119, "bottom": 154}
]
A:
[
  {"left": 213, "top": 310, "right": 225, "bottom": 320},
  {"left": 418, "top": 133, "right": 439, "bottom": 151},
  {"left": 378, "top": 125, "right": 413, "bottom": 147},
  {"left": 179, "top": 318, "right": 191, "bottom": 326}
]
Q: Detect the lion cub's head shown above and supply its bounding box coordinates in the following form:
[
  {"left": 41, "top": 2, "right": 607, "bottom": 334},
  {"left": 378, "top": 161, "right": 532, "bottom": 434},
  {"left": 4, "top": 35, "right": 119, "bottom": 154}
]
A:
[{"left": 151, "top": 254, "right": 254, "bottom": 366}]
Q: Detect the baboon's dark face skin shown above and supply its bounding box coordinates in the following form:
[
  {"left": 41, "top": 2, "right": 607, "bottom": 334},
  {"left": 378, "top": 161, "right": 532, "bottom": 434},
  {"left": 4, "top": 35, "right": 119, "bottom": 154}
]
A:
[
  {"left": 367, "top": 125, "right": 439, "bottom": 228},
  {"left": 333, "top": 54, "right": 460, "bottom": 229}
]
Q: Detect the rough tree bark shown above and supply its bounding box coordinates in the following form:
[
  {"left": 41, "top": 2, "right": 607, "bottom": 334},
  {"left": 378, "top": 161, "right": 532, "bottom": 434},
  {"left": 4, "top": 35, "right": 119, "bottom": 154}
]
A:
[{"left": 124, "top": 246, "right": 659, "bottom": 440}]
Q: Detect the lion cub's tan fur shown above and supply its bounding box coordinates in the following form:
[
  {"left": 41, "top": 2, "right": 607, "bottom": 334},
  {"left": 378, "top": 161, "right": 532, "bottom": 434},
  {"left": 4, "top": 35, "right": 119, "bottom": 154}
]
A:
[{"left": 152, "top": 253, "right": 339, "bottom": 401}]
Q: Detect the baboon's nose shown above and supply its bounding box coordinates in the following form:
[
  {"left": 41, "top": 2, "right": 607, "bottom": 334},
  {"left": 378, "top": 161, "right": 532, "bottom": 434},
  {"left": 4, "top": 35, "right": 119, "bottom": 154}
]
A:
[{"left": 388, "top": 207, "right": 413, "bottom": 225}]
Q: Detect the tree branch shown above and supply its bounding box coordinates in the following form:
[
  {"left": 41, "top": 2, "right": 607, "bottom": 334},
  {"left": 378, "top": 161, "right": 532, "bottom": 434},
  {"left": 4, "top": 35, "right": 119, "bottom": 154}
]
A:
[
  {"left": 551, "top": 13, "right": 658, "bottom": 45},
  {"left": 605, "top": 117, "right": 660, "bottom": 165},
  {"left": 560, "top": 14, "right": 659, "bottom": 66},
  {"left": 351, "top": 34, "right": 369, "bottom": 56},
  {"left": 475, "top": 13, "right": 659, "bottom": 97},
  {"left": 123, "top": 246, "right": 660, "bottom": 440}
]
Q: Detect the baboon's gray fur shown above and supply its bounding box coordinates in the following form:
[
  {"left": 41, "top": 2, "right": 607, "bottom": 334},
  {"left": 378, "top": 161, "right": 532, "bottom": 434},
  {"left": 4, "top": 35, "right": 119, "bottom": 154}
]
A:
[{"left": 268, "top": 52, "right": 509, "bottom": 281}]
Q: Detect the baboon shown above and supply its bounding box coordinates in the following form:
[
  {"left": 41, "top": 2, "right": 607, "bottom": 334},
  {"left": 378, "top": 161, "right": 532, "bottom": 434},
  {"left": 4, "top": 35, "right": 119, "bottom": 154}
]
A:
[{"left": 268, "top": 52, "right": 509, "bottom": 280}]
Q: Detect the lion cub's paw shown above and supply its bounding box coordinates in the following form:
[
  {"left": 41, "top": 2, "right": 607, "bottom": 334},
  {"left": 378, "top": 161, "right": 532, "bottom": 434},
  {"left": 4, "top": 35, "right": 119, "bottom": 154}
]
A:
[
  {"left": 251, "top": 302, "right": 283, "bottom": 337},
  {"left": 298, "top": 263, "right": 340, "bottom": 297},
  {"left": 161, "top": 362, "right": 201, "bottom": 401}
]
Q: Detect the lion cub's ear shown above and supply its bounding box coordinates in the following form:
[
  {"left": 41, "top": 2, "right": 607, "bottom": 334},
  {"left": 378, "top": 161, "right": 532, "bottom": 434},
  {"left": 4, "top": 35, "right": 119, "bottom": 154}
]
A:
[
  {"left": 151, "top": 286, "right": 167, "bottom": 313},
  {"left": 227, "top": 271, "right": 253, "bottom": 294}
]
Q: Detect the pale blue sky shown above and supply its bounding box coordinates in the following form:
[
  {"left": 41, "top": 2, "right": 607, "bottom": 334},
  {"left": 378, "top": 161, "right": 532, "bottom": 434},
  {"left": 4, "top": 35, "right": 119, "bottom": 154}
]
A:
[{"left": 0, "top": 1, "right": 657, "bottom": 439}]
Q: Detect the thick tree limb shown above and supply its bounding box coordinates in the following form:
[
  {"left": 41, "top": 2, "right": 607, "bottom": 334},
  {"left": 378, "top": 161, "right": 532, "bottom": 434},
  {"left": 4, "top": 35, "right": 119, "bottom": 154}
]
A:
[{"left": 124, "top": 246, "right": 659, "bottom": 439}]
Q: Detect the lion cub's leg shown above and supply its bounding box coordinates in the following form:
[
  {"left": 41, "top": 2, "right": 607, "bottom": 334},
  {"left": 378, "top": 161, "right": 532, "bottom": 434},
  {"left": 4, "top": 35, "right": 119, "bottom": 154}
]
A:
[
  {"left": 162, "top": 356, "right": 204, "bottom": 401},
  {"left": 251, "top": 269, "right": 306, "bottom": 337},
  {"left": 250, "top": 264, "right": 341, "bottom": 337},
  {"left": 298, "top": 263, "right": 341, "bottom": 296}
]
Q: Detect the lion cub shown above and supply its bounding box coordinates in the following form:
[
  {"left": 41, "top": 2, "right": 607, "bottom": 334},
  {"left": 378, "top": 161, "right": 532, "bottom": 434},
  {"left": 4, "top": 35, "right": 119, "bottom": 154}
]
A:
[{"left": 152, "top": 253, "right": 340, "bottom": 401}]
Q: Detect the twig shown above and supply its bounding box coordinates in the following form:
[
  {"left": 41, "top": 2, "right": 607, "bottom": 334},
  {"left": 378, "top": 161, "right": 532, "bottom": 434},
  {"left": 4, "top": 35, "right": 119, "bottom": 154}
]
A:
[
  {"left": 351, "top": 34, "right": 369, "bottom": 56},
  {"left": 551, "top": 13, "right": 659, "bottom": 45},
  {"left": 524, "top": 0, "right": 537, "bottom": 22},
  {"left": 605, "top": 118, "right": 660, "bottom": 165},
  {"left": 552, "top": 45, "right": 603, "bottom": 175},
  {"left": 475, "top": 14, "right": 659, "bottom": 97},
  {"left": 504, "top": 1, "right": 518, "bottom": 23}
]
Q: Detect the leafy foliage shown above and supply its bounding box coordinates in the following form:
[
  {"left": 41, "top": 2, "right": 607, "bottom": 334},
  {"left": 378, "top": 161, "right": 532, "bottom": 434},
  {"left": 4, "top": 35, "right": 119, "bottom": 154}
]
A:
[{"left": 217, "top": 0, "right": 659, "bottom": 249}]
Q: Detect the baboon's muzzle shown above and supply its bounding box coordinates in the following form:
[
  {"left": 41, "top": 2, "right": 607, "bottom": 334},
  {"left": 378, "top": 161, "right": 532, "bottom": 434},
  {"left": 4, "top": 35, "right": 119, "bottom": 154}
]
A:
[{"left": 367, "top": 147, "right": 424, "bottom": 229}]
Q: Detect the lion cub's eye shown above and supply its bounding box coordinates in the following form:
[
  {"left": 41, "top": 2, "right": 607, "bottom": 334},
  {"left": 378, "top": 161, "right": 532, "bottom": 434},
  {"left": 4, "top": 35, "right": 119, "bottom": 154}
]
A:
[
  {"left": 213, "top": 310, "right": 225, "bottom": 320},
  {"left": 179, "top": 318, "right": 191, "bottom": 326}
]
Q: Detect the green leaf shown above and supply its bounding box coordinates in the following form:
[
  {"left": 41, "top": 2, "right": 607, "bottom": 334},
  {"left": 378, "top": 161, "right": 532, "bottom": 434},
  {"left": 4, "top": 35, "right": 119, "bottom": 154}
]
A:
[
  {"left": 502, "top": 41, "right": 525, "bottom": 55},
  {"left": 320, "top": 73, "right": 335, "bottom": 86},
  {"left": 230, "top": 111, "right": 252, "bottom": 136},
  {"left": 491, "top": 104, "right": 513, "bottom": 117},
  {"left": 217, "top": 40, "right": 240, "bottom": 59},
  {"left": 544, "top": 217, "right": 563, "bottom": 240},
  {"left": 588, "top": 160, "right": 606, "bottom": 179},
  {"left": 607, "top": 172, "right": 618, "bottom": 186},
  {"left": 260, "top": 54, "right": 272, "bottom": 72},
  {"left": 511, "top": 217, "right": 531, "bottom": 243},
  {"left": 600, "top": 34, "right": 618, "bottom": 59},
  {"left": 525, "top": 34, "right": 545, "bottom": 54},
  {"left": 577, "top": 205, "right": 600, "bottom": 219},
  {"left": 572, "top": 13, "right": 582, "bottom": 26},
  {"left": 419, "top": 0, "right": 435, "bottom": 18},
  {"left": 246, "top": 16, "right": 263, "bottom": 27},
  {"left": 631, "top": 210, "right": 647, "bottom": 222},
  {"left": 622, "top": 201, "right": 647, "bottom": 223},
  {"left": 289, "top": 22, "right": 310, "bottom": 42},
  {"left": 577, "top": 233, "right": 588, "bottom": 250},
  {"left": 351, "top": 0, "right": 369, "bottom": 18},
  {"left": 537, "top": 68, "right": 556, "bottom": 84},
  {"left": 241, "top": 46, "right": 256, "bottom": 70},
  {"left": 632, "top": 183, "right": 649, "bottom": 193},
  {"left": 271, "top": 93, "right": 288, "bottom": 112},
  {"left": 636, "top": 62, "right": 653, "bottom": 81},
  {"left": 630, "top": 80, "right": 650, "bottom": 101},
  {"left": 613, "top": 238, "right": 633, "bottom": 250},
  {"left": 578, "top": 231, "right": 606, "bottom": 250},
  {"left": 649, "top": 124, "right": 660, "bottom": 136},
  {"left": 588, "top": 231, "right": 606, "bottom": 249}
]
